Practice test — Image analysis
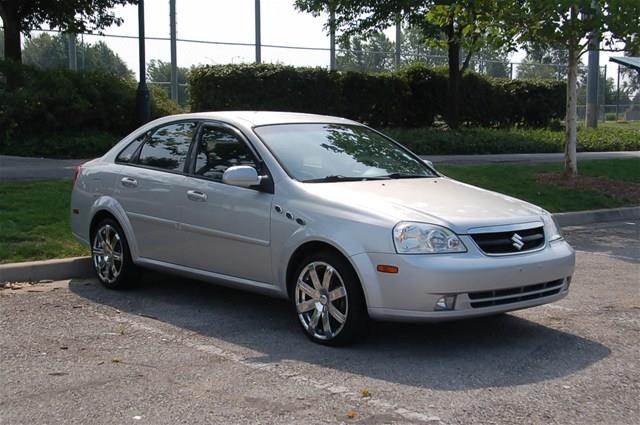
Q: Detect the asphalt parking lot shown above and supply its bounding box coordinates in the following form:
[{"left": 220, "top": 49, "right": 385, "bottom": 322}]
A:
[{"left": 1, "top": 221, "right": 638, "bottom": 424}]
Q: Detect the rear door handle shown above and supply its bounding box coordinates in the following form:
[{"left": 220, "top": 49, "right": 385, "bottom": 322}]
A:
[
  {"left": 120, "top": 177, "right": 138, "bottom": 188},
  {"left": 187, "top": 190, "right": 207, "bottom": 202}
]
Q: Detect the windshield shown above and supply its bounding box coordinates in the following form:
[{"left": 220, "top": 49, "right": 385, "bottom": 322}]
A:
[{"left": 253, "top": 124, "right": 436, "bottom": 182}]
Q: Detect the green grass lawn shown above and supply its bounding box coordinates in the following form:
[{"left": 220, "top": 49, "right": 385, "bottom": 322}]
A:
[
  {"left": 0, "top": 159, "right": 638, "bottom": 264},
  {"left": 597, "top": 121, "right": 640, "bottom": 131},
  {"left": 0, "top": 179, "right": 86, "bottom": 264},
  {"left": 438, "top": 159, "right": 640, "bottom": 212},
  {"left": 384, "top": 125, "right": 640, "bottom": 155}
]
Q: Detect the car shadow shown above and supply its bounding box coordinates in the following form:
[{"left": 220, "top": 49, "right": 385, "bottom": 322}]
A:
[{"left": 69, "top": 272, "right": 610, "bottom": 391}]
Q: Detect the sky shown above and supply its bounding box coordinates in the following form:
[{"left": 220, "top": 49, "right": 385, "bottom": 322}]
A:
[{"left": 3, "top": 0, "right": 624, "bottom": 80}]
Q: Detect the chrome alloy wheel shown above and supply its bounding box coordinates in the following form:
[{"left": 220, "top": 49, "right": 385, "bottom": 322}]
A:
[
  {"left": 295, "top": 261, "right": 348, "bottom": 340},
  {"left": 92, "top": 224, "right": 123, "bottom": 284}
]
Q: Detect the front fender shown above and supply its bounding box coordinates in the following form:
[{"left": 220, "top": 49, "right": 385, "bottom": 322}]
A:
[{"left": 272, "top": 212, "right": 389, "bottom": 307}]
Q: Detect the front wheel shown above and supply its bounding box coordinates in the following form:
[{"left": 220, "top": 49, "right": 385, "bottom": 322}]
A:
[{"left": 292, "top": 252, "right": 367, "bottom": 346}]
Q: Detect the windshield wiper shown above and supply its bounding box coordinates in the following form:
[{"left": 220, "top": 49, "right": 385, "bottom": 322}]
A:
[
  {"left": 377, "top": 173, "right": 433, "bottom": 179},
  {"left": 302, "top": 175, "right": 384, "bottom": 183}
]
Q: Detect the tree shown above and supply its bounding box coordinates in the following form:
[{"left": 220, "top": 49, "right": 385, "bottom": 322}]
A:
[
  {"left": 20, "top": 32, "right": 133, "bottom": 78},
  {"left": 474, "top": 45, "right": 511, "bottom": 78},
  {"left": 295, "top": 0, "right": 520, "bottom": 128},
  {"left": 337, "top": 31, "right": 395, "bottom": 72},
  {"left": 147, "top": 59, "right": 189, "bottom": 85},
  {"left": 400, "top": 25, "right": 448, "bottom": 66},
  {"left": 518, "top": 0, "right": 640, "bottom": 177},
  {"left": 0, "top": 0, "right": 137, "bottom": 63},
  {"left": 146, "top": 59, "right": 190, "bottom": 106},
  {"left": 517, "top": 43, "right": 569, "bottom": 80}
]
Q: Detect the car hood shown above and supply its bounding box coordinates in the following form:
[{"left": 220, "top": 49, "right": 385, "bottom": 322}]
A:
[{"left": 300, "top": 177, "right": 545, "bottom": 233}]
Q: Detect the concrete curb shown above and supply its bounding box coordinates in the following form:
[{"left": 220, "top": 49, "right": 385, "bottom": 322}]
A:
[
  {"left": 553, "top": 206, "right": 640, "bottom": 227},
  {"left": 0, "top": 207, "right": 638, "bottom": 283},
  {"left": 0, "top": 256, "right": 92, "bottom": 284}
]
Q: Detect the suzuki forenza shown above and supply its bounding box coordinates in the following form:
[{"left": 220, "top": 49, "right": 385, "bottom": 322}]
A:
[{"left": 71, "top": 112, "right": 575, "bottom": 345}]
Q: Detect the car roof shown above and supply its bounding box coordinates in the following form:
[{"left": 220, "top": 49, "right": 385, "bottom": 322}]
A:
[{"left": 166, "top": 111, "right": 360, "bottom": 127}]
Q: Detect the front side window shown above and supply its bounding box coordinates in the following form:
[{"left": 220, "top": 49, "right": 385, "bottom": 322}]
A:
[
  {"left": 194, "top": 126, "right": 257, "bottom": 181},
  {"left": 137, "top": 122, "right": 197, "bottom": 172},
  {"left": 254, "top": 123, "right": 436, "bottom": 182}
]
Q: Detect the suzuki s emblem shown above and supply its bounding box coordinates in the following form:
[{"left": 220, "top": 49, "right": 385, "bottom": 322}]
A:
[{"left": 511, "top": 233, "right": 525, "bottom": 250}]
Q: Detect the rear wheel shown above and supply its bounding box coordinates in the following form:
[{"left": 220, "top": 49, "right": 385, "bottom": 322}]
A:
[
  {"left": 91, "top": 218, "right": 138, "bottom": 289},
  {"left": 292, "top": 252, "right": 367, "bottom": 346}
]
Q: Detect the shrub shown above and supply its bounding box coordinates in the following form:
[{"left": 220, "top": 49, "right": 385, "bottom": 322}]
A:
[
  {"left": 189, "top": 64, "right": 342, "bottom": 116},
  {"left": 0, "top": 60, "right": 180, "bottom": 144},
  {"left": 189, "top": 63, "right": 565, "bottom": 128},
  {"left": 383, "top": 126, "right": 640, "bottom": 155}
]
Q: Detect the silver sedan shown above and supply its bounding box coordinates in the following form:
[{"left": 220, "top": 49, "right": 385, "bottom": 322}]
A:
[{"left": 71, "top": 112, "right": 575, "bottom": 345}]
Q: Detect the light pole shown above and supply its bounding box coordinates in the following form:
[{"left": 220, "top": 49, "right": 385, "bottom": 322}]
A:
[
  {"left": 394, "top": 15, "right": 401, "bottom": 69},
  {"left": 169, "top": 0, "right": 178, "bottom": 102},
  {"left": 585, "top": 0, "right": 599, "bottom": 128},
  {"left": 329, "top": 5, "right": 336, "bottom": 71},
  {"left": 255, "top": 0, "right": 261, "bottom": 64},
  {"left": 136, "top": 0, "right": 151, "bottom": 125},
  {"left": 67, "top": 33, "right": 77, "bottom": 71}
]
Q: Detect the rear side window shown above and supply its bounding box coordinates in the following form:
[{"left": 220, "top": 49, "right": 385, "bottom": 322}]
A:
[
  {"left": 138, "top": 122, "right": 197, "bottom": 172},
  {"left": 116, "top": 134, "right": 145, "bottom": 163}
]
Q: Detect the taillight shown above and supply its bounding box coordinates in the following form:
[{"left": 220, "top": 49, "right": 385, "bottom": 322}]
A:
[{"left": 73, "top": 165, "right": 82, "bottom": 186}]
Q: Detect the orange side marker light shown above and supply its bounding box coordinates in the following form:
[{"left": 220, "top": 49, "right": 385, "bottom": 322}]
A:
[{"left": 377, "top": 265, "right": 399, "bottom": 274}]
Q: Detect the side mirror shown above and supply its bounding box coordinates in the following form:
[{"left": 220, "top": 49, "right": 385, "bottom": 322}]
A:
[
  {"left": 423, "top": 159, "right": 435, "bottom": 169},
  {"left": 222, "top": 165, "right": 262, "bottom": 188}
]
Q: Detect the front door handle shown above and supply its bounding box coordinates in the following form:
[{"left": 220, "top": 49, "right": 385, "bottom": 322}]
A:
[
  {"left": 121, "top": 177, "right": 138, "bottom": 188},
  {"left": 187, "top": 190, "right": 207, "bottom": 202}
]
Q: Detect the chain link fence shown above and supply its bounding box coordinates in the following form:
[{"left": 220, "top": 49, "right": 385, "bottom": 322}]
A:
[{"left": 5, "top": 28, "right": 639, "bottom": 119}]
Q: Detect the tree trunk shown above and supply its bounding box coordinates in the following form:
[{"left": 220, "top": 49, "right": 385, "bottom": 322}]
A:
[
  {"left": 0, "top": 2, "right": 22, "bottom": 62},
  {"left": 564, "top": 44, "right": 578, "bottom": 178},
  {"left": 447, "top": 39, "right": 461, "bottom": 128}
]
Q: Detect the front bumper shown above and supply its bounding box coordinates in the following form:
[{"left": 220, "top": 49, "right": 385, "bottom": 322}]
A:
[{"left": 350, "top": 237, "right": 575, "bottom": 322}]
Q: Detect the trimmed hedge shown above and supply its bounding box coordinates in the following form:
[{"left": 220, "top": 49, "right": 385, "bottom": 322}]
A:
[
  {"left": 384, "top": 126, "right": 640, "bottom": 155},
  {"left": 0, "top": 60, "right": 180, "bottom": 144},
  {"left": 189, "top": 63, "right": 565, "bottom": 128}
]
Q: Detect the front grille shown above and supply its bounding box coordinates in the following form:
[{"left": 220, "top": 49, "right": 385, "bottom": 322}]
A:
[
  {"left": 471, "top": 226, "right": 545, "bottom": 254},
  {"left": 468, "top": 279, "right": 565, "bottom": 308}
]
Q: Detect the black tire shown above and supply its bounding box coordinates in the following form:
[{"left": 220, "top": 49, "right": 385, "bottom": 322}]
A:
[
  {"left": 90, "top": 218, "right": 138, "bottom": 289},
  {"left": 291, "top": 251, "right": 368, "bottom": 346}
]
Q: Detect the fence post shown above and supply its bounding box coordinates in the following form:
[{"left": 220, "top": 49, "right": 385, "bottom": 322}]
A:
[
  {"left": 329, "top": 5, "right": 336, "bottom": 71},
  {"left": 136, "top": 0, "right": 150, "bottom": 125},
  {"left": 616, "top": 64, "right": 621, "bottom": 121},
  {"left": 585, "top": 0, "right": 599, "bottom": 128},
  {"left": 255, "top": 0, "right": 261, "bottom": 64},
  {"left": 67, "top": 33, "right": 77, "bottom": 71},
  {"left": 394, "top": 15, "right": 401, "bottom": 69},
  {"left": 169, "top": 0, "right": 178, "bottom": 102}
]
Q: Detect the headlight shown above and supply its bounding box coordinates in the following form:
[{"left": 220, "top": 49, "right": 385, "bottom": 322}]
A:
[
  {"left": 393, "top": 222, "right": 467, "bottom": 254},
  {"left": 542, "top": 213, "right": 563, "bottom": 241}
]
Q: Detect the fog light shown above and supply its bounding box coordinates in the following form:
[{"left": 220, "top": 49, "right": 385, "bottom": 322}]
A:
[
  {"left": 564, "top": 276, "right": 572, "bottom": 290},
  {"left": 435, "top": 295, "right": 456, "bottom": 311}
]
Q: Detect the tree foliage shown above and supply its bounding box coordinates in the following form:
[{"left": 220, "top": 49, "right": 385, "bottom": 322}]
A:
[
  {"left": 295, "top": 0, "right": 521, "bottom": 127},
  {"left": 517, "top": 0, "right": 640, "bottom": 177},
  {"left": 337, "top": 31, "right": 395, "bottom": 72},
  {"left": 0, "top": 0, "right": 137, "bottom": 62},
  {"left": 146, "top": 59, "right": 191, "bottom": 106},
  {"left": 20, "top": 32, "right": 132, "bottom": 78}
]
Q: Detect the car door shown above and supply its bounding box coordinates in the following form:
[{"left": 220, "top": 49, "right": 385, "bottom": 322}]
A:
[
  {"left": 115, "top": 121, "right": 197, "bottom": 265},
  {"left": 179, "top": 122, "right": 273, "bottom": 284}
]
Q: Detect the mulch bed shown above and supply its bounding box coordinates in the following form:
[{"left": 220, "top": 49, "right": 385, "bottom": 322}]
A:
[{"left": 536, "top": 173, "right": 640, "bottom": 205}]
